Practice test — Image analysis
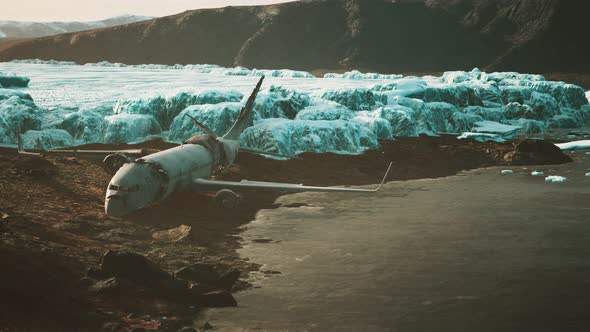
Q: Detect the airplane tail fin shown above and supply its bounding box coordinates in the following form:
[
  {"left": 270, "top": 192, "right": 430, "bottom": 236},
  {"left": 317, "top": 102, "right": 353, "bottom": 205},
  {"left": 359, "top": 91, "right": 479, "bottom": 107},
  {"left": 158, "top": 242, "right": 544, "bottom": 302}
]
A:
[{"left": 223, "top": 75, "right": 264, "bottom": 140}]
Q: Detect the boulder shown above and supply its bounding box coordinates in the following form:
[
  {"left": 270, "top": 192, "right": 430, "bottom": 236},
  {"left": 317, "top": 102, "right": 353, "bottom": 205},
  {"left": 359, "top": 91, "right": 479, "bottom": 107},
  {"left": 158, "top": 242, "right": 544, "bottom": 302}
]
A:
[
  {"left": 504, "top": 140, "right": 572, "bottom": 165},
  {"left": 99, "top": 250, "right": 184, "bottom": 293},
  {"left": 174, "top": 263, "right": 240, "bottom": 290}
]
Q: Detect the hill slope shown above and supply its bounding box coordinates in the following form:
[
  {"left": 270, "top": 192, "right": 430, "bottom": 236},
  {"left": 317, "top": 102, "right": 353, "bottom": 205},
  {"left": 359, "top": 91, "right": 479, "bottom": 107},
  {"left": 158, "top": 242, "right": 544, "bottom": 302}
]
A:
[
  {"left": 0, "top": 0, "right": 588, "bottom": 73},
  {"left": 0, "top": 15, "right": 154, "bottom": 39}
]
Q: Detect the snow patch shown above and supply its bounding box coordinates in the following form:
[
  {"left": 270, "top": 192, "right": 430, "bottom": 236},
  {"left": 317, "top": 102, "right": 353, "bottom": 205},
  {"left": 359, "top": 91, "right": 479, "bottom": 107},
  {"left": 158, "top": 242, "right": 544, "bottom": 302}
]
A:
[
  {"left": 555, "top": 140, "right": 590, "bottom": 151},
  {"left": 544, "top": 176, "right": 567, "bottom": 183}
]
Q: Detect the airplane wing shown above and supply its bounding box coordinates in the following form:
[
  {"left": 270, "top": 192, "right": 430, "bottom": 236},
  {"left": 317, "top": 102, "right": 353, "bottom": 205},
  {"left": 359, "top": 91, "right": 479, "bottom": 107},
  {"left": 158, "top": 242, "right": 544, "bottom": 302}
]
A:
[{"left": 193, "top": 162, "right": 393, "bottom": 193}]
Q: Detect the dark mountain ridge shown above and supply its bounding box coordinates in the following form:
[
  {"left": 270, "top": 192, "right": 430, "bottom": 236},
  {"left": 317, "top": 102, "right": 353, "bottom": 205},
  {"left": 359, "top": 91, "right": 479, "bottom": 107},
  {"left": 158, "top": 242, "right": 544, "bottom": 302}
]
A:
[{"left": 0, "top": 0, "right": 588, "bottom": 74}]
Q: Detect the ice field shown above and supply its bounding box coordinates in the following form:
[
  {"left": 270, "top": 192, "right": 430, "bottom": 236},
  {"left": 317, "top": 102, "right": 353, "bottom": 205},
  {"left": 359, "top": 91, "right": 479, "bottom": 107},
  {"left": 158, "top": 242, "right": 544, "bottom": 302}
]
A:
[{"left": 1, "top": 60, "right": 590, "bottom": 155}]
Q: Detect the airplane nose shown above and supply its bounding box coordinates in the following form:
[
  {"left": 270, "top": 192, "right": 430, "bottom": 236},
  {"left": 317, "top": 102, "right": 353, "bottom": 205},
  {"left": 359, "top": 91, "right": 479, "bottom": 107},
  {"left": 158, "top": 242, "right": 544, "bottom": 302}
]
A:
[{"left": 105, "top": 195, "right": 127, "bottom": 217}]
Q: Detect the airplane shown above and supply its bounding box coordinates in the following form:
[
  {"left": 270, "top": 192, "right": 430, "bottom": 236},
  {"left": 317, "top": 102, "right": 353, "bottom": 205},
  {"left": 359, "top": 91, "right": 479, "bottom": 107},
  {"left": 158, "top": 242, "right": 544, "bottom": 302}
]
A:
[{"left": 12, "top": 76, "right": 392, "bottom": 216}]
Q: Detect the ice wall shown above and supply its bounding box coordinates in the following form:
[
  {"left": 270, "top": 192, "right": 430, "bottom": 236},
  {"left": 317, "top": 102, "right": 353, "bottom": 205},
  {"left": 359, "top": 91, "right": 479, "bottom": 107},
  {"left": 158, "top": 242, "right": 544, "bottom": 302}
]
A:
[{"left": 3, "top": 66, "right": 590, "bottom": 153}]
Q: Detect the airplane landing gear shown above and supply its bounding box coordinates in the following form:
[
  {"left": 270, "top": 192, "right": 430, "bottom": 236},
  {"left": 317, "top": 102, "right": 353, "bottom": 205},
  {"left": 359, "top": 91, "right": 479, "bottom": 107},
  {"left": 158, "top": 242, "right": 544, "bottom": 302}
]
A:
[{"left": 215, "top": 189, "right": 240, "bottom": 209}]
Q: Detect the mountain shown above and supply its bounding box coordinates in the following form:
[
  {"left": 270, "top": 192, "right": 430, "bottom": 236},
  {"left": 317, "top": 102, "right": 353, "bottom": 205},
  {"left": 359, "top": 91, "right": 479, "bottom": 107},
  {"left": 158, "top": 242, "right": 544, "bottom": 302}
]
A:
[
  {"left": 0, "top": 0, "right": 588, "bottom": 75},
  {"left": 0, "top": 15, "right": 154, "bottom": 39}
]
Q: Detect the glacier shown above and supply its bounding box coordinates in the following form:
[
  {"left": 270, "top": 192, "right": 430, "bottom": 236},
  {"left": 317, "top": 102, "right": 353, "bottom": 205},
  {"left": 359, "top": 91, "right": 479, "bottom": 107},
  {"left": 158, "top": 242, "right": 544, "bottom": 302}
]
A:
[{"left": 1, "top": 63, "right": 590, "bottom": 154}]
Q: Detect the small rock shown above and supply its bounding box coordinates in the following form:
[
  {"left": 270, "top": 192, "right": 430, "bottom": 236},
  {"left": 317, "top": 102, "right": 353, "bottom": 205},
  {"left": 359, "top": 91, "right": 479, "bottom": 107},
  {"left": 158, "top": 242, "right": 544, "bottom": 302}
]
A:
[
  {"left": 101, "top": 322, "right": 123, "bottom": 332},
  {"left": 128, "top": 328, "right": 147, "bottom": 332},
  {"left": 90, "top": 277, "right": 123, "bottom": 295},
  {"left": 174, "top": 264, "right": 240, "bottom": 290},
  {"left": 178, "top": 327, "right": 199, "bottom": 332},
  {"left": 202, "top": 322, "right": 214, "bottom": 330},
  {"left": 99, "top": 250, "right": 181, "bottom": 290},
  {"left": 152, "top": 224, "right": 194, "bottom": 242},
  {"left": 79, "top": 276, "right": 95, "bottom": 287},
  {"left": 199, "top": 289, "right": 237, "bottom": 307}
]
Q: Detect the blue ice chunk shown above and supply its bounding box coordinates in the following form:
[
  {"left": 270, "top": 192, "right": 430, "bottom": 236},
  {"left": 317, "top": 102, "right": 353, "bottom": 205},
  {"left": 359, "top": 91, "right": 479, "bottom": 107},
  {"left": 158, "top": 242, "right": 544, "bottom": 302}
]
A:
[
  {"left": 0, "top": 72, "right": 30, "bottom": 88},
  {"left": 351, "top": 111, "right": 394, "bottom": 140},
  {"left": 462, "top": 106, "right": 505, "bottom": 123},
  {"left": 59, "top": 109, "right": 106, "bottom": 142},
  {"left": 508, "top": 119, "right": 546, "bottom": 134},
  {"left": 0, "top": 96, "right": 43, "bottom": 143},
  {"left": 168, "top": 102, "right": 242, "bottom": 142},
  {"left": 22, "top": 129, "right": 74, "bottom": 149},
  {"left": 0, "top": 88, "right": 33, "bottom": 102},
  {"left": 251, "top": 86, "right": 310, "bottom": 119},
  {"left": 372, "top": 106, "right": 418, "bottom": 137},
  {"left": 547, "top": 114, "right": 579, "bottom": 129},
  {"left": 525, "top": 92, "right": 559, "bottom": 119},
  {"left": 114, "top": 90, "right": 244, "bottom": 129},
  {"left": 324, "top": 70, "right": 403, "bottom": 80},
  {"left": 313, "top": 88, "right": 382, "bottom": 111},
  {"left": 103, "top": 114, "right": 162, "bottom": 144},
  {"left": 240, "top": 119, "right": 378, "bottom": 156},
  {"left": 295, "top": 104, "right": 354, "bottom": 121}
]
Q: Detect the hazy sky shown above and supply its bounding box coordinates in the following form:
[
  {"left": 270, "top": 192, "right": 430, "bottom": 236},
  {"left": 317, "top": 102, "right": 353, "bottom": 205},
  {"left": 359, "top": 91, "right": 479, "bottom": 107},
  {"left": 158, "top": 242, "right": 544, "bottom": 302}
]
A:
[{"left": 2, "top": 0, "right": 296, "bottom": 22}]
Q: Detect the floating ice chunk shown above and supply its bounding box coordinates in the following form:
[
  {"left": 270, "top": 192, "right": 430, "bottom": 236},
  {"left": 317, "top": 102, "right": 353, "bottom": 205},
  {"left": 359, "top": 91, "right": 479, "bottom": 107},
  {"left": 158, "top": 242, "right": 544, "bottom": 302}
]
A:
[
  {"left": 103, "top": 114, "right": 162, "bottom": 144},
  {"left": 531, "top": 171, "right": 545, "bottom": 176},
  {"left": 586, "top": 91, "right": 590, "bottom": 103},
  {"left": 585, "top": 172, "right": 590, "bottom": 177},
  {"left": 240, "top": 119, "right": 378, "bottom": 156},
  {"left": 555, "top": 140, "right": 590, "bottom": 150},
  {"left": 544, "top": 176, "right": 567, "bottom": 183},
  {"left": 0, "top": 72, "right": 30, "bottom": 88},
  {"left": 21, "top": 129, "right": 74, "bottom": 149},
  {"left": 501, "top": 170, "right": 513, "bottom": 175}
]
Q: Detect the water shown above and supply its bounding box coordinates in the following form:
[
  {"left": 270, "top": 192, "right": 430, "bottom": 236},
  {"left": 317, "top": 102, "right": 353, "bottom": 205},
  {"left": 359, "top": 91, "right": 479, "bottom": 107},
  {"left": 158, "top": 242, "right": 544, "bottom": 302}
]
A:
[
  {"left": 0, "top": 62, "right": 394, "bottom": 110},
  {"left": 203, "top": 156, "right": 590, "bottom": 331}
]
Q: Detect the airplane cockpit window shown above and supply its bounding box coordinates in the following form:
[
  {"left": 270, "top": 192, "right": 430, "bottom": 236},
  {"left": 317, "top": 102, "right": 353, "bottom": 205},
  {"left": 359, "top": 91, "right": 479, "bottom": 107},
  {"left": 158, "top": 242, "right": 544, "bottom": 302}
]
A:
[{"left": 108, "top": 185, "right": 139, "bottom": 192}]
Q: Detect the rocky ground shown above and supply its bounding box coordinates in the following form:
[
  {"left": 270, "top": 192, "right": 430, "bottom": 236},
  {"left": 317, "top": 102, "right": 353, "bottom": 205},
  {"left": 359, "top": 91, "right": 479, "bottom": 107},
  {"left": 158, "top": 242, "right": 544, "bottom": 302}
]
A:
[{"left": 0, "top": 136, "right": 572, "bottom": 331}]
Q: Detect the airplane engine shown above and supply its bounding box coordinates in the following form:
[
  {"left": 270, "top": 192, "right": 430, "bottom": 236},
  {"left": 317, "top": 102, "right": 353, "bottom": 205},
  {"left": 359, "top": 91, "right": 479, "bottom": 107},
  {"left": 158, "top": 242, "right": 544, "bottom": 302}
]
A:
[
  {"left": 103, "top": 153, "right": 132, "bottom": 172},
  {"left": 215, "top": 189, "right": 240, "bottom": 209}
]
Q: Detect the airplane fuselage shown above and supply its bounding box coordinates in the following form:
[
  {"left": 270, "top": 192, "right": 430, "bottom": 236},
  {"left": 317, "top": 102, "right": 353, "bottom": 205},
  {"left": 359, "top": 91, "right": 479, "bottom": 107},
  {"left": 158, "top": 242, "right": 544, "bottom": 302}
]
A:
[{"left": 105, "top": 139, "right": 237, "bottom": 216}]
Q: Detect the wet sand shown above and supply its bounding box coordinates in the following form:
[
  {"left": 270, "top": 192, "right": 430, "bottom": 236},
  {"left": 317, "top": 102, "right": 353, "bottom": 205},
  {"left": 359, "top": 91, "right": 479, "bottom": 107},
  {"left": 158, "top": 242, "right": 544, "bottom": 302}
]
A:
[{"left": 203, "top": 150, "right": 590, "bottom": 332}]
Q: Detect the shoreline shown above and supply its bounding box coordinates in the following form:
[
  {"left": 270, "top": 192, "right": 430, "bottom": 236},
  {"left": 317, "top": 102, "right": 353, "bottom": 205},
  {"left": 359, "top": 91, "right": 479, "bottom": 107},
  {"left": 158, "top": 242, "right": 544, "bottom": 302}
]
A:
[{"left": 0, "top": 137, "right": 572, "bottom": 330}]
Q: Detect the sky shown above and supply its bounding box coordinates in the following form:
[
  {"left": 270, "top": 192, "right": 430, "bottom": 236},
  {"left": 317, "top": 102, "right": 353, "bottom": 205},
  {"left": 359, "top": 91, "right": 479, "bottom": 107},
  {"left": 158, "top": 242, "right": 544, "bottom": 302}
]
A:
[{"left": 1, "top": 0, "right": 296, "bottom": 22}]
